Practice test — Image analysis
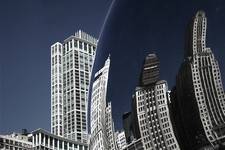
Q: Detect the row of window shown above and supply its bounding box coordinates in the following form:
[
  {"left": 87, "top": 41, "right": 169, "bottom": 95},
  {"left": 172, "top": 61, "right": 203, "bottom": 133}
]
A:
[
  {"left": 63, "top": 39, "right": 96, "bottom": 56},
  {"left": 33, "top": 133, "right": 87, "bottom": 149}
]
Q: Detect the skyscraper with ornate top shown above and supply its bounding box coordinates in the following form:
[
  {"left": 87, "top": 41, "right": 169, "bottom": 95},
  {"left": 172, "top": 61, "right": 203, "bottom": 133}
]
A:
[
  {"left": 171, "top": 11, "right": 225, "bottom": 150},
  {"left": 123, "top": 53, "right": 180, "bottom": 150}
]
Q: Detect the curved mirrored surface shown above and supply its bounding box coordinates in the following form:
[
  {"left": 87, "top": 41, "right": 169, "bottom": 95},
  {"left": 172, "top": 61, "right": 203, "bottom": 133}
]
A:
[
  {"left": 92, "top": 0, "right": 225, "bottom": 128},
  {"left": 90, "top": 0, "right": 225, "bottom": 149}
]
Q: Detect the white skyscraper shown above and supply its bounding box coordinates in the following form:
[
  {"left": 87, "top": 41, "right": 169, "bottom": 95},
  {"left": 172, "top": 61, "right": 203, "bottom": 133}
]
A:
[
  {"left": 90, "top": 56, "right": 118, "bottom": 150},
  {"left": 51, "top": 42, "right": 63, "bottom": 137},
  {"left": 51, "top": 30, "right": 97, "bottom": 144}
]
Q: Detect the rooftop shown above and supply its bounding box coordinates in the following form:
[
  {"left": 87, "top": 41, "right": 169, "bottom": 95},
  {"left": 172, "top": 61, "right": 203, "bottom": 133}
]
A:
[{"left": 64, "top": 29, "right": 98, "bottom": 45}]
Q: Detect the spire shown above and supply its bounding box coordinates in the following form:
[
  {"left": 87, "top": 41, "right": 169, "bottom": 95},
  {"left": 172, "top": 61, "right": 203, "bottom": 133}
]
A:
[
  {"left": 105, "top": 54, "right": 111, "bottom": 66},
  {"left": 195, "top": 10, "right": 206, "bottom": 18},
  {"left": 185, "top": 10, "right": 207, "bottom": 57}
]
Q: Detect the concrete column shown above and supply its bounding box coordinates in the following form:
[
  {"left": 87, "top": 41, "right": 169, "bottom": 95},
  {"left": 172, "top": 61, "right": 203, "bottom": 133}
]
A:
[
  {"left": 53, "top": 138, "right": 55, "bottom": 149},
  {"left": 35, "top": 134, "right": 38, "bottom": 146},
  {"left": 62, "top": 141, "right": 64, "bottom": 150},
  {"left": 67, "top": 142, "right": 69, "bottom": 150},
  {"left": 32, "top": 135, "right": 35, "bottom": 147},
  {"left": 57, "top": 139, "right": 59, "bottom": 150},
  {"left": 43, "top": 135, "right": 46, "bottom": 146},
  {"left": 48, "top": 137, "right": 50, "bottom": 148},
  {"left": 39, "top": 133, "right": 41, "bottom": 145}
]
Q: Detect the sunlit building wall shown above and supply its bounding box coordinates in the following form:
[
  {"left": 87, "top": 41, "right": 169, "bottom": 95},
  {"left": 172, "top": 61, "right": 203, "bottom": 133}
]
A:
[
  {"left": 90, "top": 56, "right": 117, "bottom": 150},
  {"left": 51, "top": 30, "right": 97, "bottom": 143},
  {"left": 31, "top": 128, "right": 88, "bottom": 150}
]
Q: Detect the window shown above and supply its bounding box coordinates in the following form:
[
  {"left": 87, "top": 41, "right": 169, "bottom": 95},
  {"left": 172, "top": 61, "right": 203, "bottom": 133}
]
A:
[
  {"left": 59, "top": 55, "right": 61, "bottom": 64},
  {"left": 79, "top": 41, "right": 83, "bottom": 49},
  {"left": 74, "top": 40, "right": 78, "bottom": 48},
  {"left": 84, "top": 43, "right": 87, "bottom": 51},
  {"left": 70, "top": 41, "right": 72, "bottom": 48}
]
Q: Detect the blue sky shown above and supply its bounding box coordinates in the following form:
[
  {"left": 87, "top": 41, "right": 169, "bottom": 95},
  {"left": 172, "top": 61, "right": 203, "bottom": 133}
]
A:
[
  {"left": 0, "top": 0, "right": 112, "bottom": 133},
  {"left": 0, "top": 0, "right": 225, "bottom": 133}
]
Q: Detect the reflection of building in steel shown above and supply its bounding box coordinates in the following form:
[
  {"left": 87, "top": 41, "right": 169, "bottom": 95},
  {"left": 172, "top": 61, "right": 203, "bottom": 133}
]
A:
[
  {"left": 31, "top": 128, "right": 88, "bottom": 150},
  {"left": 123, "top": 54, "right": 180, "bottom": 150},
  {"left": 50, "top": 30, "right": 97, "bottom": 143},
  {"left": 90, "top": 56, "right": 117, "bottom": 150},
  {"left": 106, "top": 102, "right": 118, "bottom": 150},
  {"left": 171, "top": 11, "right": 225, "bottom": 150},
  {"left": 115, "top": 131, "right": 127, "bottom": 150},
  {"left": 123, "top": 138, "right": 144, "bottom": 150}
]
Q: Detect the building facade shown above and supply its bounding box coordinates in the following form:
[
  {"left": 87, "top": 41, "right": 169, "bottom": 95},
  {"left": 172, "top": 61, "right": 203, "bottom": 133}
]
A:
[
  {"left": 31, "top": 128, "right": 88, "bottom": 150},
  {"left": 123, "top": 138, "right": 144, "bottom": 150},
  {"left": 171, "top": 11, "right": 225, "bottom": 150},
  {"left": 89, "top": 56, "right": 118, "bottom": 150},
  {"left": 122, "top": 106, "right": 141, "bottom": 145},
  {"left": 106, "top": 102, "right": 118, "bottom": 150},
  {"left": 124, "top": 54, "right": 180, "bottom": 150},
  {"left": 51, "top": 30, "right": 97, "bottom": 143},
  {"left": 0, "top": 132, "right": 32, "bottom": 150},
  {"left": 134, "top": 80, "right": 180, "bottom": 150},
  {"left": 115, "top": 131, "right": 127, "bottom": 150},
  {"left": 122, "top": 112, "right": 135, "bottom": 144}
]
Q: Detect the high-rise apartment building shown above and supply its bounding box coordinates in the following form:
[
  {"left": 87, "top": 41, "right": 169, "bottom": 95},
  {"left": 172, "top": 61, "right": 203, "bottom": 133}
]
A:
[
  {"left": 89, "top": 56, "right": 118, "bottom": 150},
  {"left": 51, "top": 30, "right": 97, "bottom": 143},
  {"left": 124, "top": 54, "right": 180, "bottom": 150},
  {"left": 51, "top": 42, "right": 63, "bottom": 137},
  {"left": 171, "top": 11, "right": 225, "bottom": 149}
]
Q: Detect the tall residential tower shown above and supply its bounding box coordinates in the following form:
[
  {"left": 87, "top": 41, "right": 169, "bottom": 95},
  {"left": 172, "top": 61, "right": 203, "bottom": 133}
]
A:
[{"left": 51, "top": 30, "right": 97, "bottom": 143}]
